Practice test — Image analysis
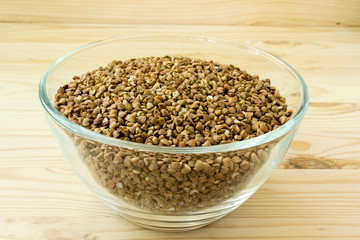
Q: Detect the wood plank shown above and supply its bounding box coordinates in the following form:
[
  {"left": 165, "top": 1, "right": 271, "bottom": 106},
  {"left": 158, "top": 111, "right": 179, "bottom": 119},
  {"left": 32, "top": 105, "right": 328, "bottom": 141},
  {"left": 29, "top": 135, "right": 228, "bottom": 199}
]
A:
[
  {"left": 1, "top": 23, "right": 359, "bottom": 168},
  {"left": 1, "top": 99, "right": 359, "bottom": 169},
  {"left": 1, "top": 0, "right": 359, "bottom": 27},
  {"left": 0, "top": 168, "right": 359, "bottom": 239}
]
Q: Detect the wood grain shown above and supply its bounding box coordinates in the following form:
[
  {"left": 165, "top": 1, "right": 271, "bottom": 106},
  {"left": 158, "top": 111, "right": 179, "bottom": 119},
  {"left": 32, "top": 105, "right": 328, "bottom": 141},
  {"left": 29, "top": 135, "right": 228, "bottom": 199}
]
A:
[
  {"left": 1, "top": 168, "right": 360, "bottom": 239},
  {"left": 1, "top": 0, "right": 360, "bottom": 27},
  {"left": 1, "top": 23, "right": 359, "bottom": 169},
  {"left": 1, "top": 2, "right": 360, "bottom": 237}
]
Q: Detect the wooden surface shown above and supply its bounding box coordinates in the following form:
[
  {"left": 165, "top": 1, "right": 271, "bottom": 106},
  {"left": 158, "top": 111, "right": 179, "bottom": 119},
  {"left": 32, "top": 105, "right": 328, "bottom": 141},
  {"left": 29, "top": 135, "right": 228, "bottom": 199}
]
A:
[
  {"left": 1, "top": 1, "right": 360, "bottom": 239},
  {"left": 1, "top": 0, "right": 360, "bottom": 26}
]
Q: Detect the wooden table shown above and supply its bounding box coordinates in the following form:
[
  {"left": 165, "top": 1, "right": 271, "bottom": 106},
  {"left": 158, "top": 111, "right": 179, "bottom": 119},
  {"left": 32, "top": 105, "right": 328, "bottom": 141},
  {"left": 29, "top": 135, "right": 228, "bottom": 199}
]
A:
[{"left": 1, "top": 1, "right": 360, "bottom": 239}]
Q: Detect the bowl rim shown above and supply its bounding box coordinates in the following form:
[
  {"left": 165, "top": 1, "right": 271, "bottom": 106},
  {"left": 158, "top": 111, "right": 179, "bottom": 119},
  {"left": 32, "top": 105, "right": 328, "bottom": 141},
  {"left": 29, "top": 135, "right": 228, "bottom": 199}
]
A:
[{"left": 39, "top": 34, "right": 309, "bottom": 154}]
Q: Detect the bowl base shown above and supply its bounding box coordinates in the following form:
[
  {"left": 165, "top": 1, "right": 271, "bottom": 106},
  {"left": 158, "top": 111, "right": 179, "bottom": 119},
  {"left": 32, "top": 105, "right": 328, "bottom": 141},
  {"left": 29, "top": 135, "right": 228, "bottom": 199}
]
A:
[
  {"left": 106, "top": 204, "right": 238, "bottom": 232},
  {"left": 96, "top": 192, "right": 251, "bottom": 232},
  {"left": 86, "top": 177, "right": 258, "bottom": 231},
  {"left": 122, "top": 213, "right": 226, "bottom": 232}
]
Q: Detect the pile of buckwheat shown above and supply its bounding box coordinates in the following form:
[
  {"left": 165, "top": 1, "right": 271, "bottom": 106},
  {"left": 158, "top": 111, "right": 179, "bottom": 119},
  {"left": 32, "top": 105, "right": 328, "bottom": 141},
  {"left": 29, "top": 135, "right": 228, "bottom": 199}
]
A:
[
  {"left": 55, "top": 56, "right": 292, "bottom": 146},
  {"left": 54, "top": 56, "right": 293, "bottom": 214}
]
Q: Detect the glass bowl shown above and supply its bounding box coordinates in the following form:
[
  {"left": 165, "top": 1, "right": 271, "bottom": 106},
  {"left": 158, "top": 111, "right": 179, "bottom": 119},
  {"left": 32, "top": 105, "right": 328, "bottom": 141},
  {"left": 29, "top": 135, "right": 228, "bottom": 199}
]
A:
[{"left": 39, "top": 34, "right": 308, "bottom": 232}]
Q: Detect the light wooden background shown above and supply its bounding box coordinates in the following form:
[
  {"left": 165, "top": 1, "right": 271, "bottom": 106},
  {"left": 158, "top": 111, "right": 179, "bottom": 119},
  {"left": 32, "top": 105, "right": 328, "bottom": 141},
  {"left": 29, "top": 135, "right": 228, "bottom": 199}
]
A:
[{"left": 1, "top": 0, "right": 360, "bottom": 239}]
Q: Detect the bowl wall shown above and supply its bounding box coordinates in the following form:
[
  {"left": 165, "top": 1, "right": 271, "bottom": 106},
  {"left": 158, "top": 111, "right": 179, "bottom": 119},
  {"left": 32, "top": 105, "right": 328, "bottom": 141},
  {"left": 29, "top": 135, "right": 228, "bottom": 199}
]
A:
[{"left": 40, "top": 34, "right": 308, "bottom": 231}]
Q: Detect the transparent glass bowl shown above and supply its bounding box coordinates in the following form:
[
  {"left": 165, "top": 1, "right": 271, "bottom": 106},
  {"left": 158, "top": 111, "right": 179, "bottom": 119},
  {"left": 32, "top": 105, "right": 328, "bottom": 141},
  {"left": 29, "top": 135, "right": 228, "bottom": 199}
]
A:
[{"left": 39, "top": 34, "right": 308, "bottom": 232}]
